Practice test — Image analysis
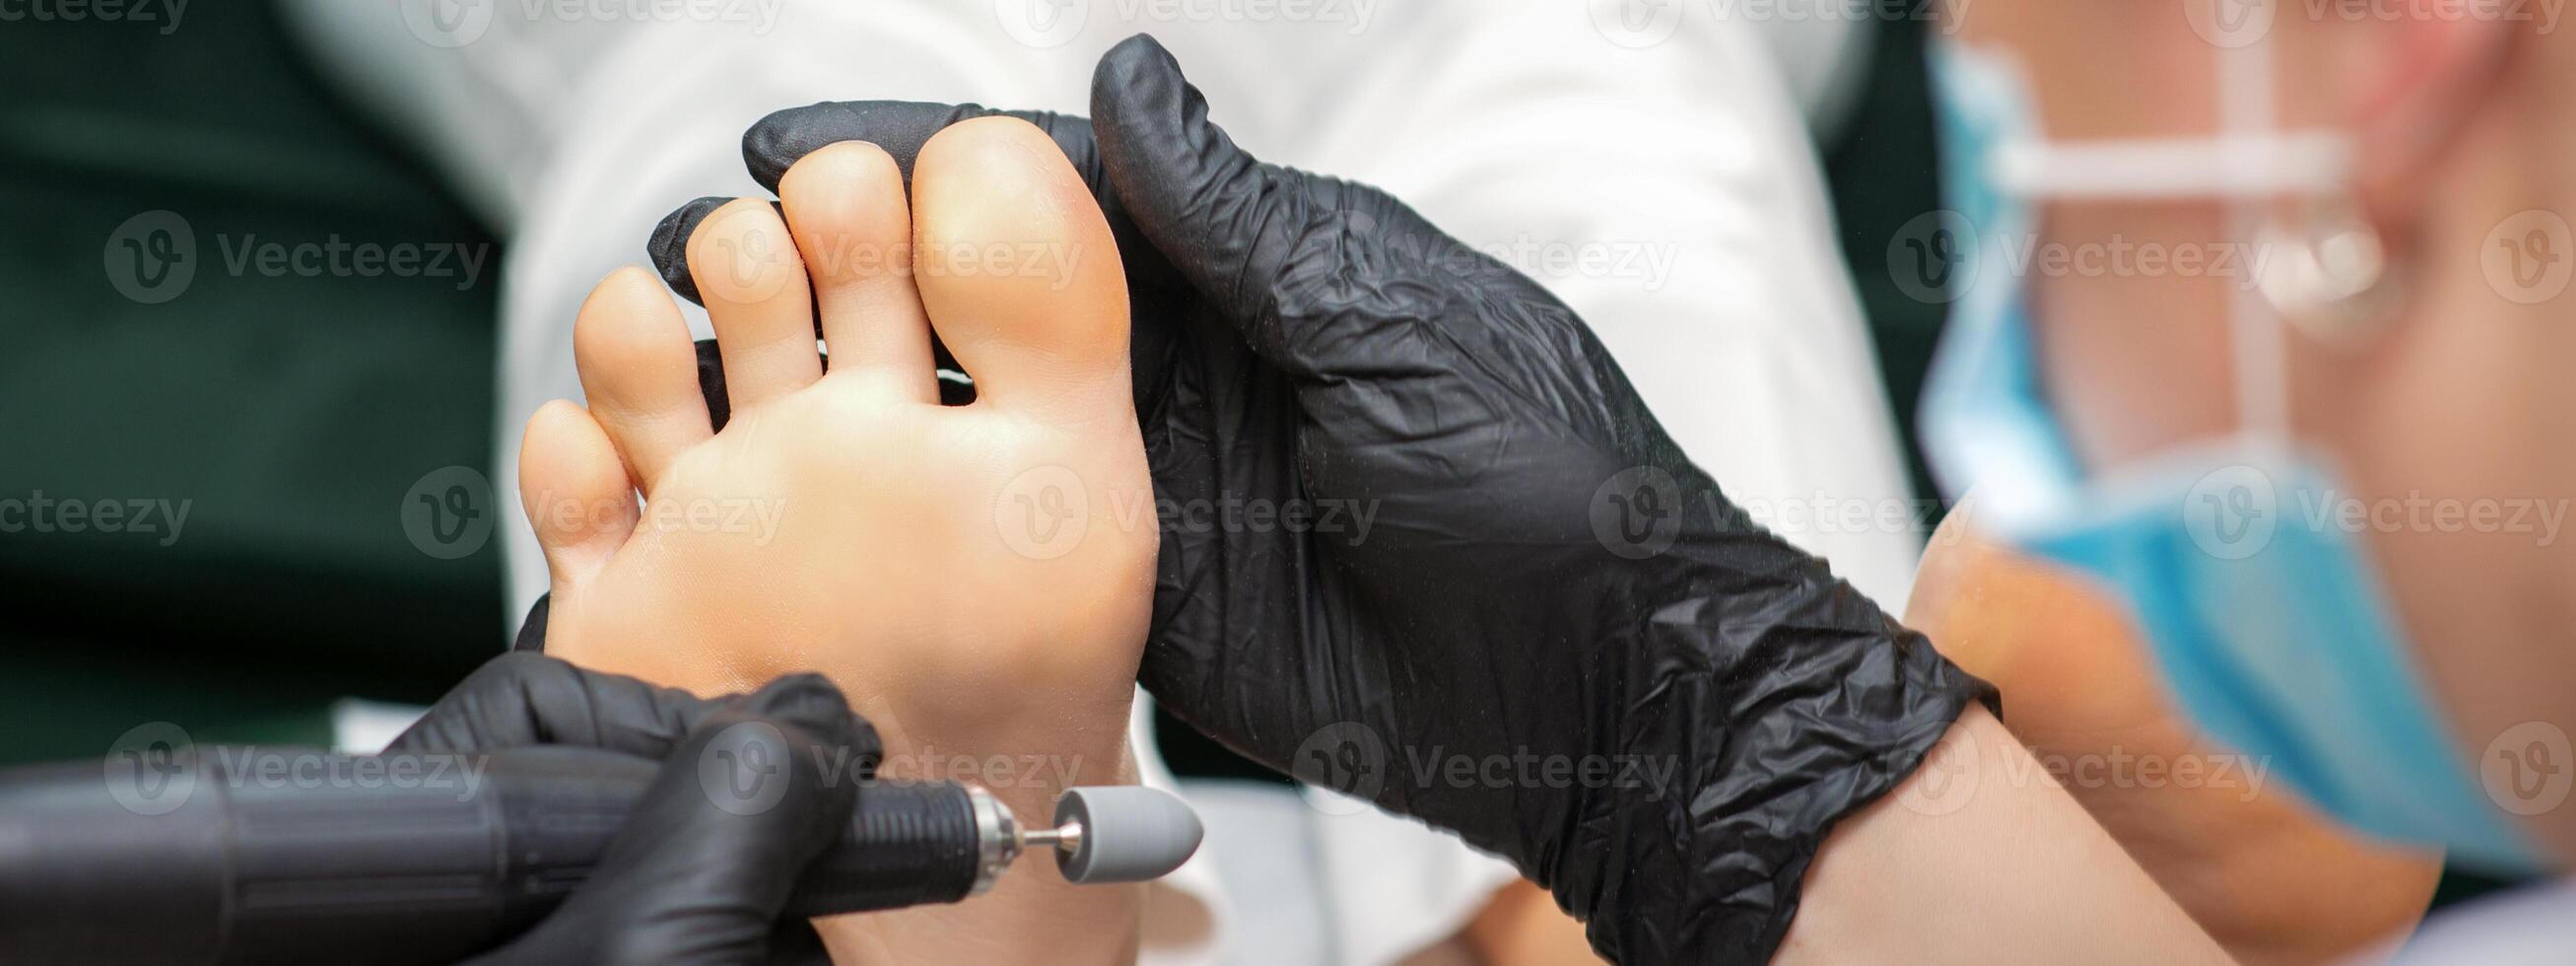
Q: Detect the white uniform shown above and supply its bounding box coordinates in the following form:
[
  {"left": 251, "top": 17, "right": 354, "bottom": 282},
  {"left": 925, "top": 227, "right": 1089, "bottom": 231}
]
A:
[{"left": 280, "top": 3, "right": 1912, "bottom": 961}]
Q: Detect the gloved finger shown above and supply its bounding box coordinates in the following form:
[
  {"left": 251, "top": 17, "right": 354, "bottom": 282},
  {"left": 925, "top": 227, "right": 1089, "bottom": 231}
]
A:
[
  {"left": 389, "top": 653, "right": 883, "bottom": 779},
  {"left": 648, "top": 103, "right": 1102, "bottom": 308},
  {"left": 741, "top": 102, "right": 1102, "bottom": 195},
  {"left": 647, "top": 196, "right": 731, "bottom": 307},
  {"left": 1090, "top": 34, "right": 1463, "bottom": 382},
  {"left": 1091, "top": 35, "right": 1353, "bottom": 330},
  {"left": 468, "top": 674, "right": 863, "bottom": 966},
  {"left": 510, "top": 594, "right": 551, "bottom": 653},
  {"left": 387, "top": 652, "right": 715, "bottom": 759}
]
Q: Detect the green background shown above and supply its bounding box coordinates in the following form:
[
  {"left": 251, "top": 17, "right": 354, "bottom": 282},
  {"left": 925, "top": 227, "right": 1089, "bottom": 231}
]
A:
[{"left": 0, "top": 2, "right": 505, "bottom": 759}]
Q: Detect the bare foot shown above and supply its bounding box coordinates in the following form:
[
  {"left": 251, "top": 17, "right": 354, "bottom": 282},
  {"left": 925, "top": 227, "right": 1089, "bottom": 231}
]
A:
[
  {"left": 516, "top": 118, "right": 1155, "bottom": 963},
  {"left": 1909, "top": 511, "right": 2439, "bottom": 966}
]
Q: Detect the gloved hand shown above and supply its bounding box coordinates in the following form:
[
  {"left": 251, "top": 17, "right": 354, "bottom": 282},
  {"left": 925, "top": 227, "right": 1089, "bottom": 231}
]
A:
[
  {"left": 634, "top": 34, "right": 1990, "bottom": 962},
  {"left": 391, "top": 652, "right": 874, "bottom": 966}
]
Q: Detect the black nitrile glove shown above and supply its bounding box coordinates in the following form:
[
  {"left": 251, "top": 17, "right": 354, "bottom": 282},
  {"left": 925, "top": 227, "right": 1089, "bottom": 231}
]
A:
[
  {"left": 632, "top": 34, "right": 1991, "bottom": 962},
  {"left": 392, "top": 652, "right": 874, "bottom": 965}
]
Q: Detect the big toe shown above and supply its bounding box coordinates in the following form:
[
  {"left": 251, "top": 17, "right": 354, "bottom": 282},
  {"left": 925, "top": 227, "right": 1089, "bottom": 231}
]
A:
[{"left": 910, "top": 116, "right": 1131, "bottom": 420}]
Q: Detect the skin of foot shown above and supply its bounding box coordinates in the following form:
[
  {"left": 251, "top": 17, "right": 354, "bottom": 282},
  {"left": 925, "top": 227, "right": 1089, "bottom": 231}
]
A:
[
  {"left": 1907, "top": 509, "right": 2442, "bottom": 966},
  {"left": 514, "top": 117, "right": 1156, "bottom": 964}
]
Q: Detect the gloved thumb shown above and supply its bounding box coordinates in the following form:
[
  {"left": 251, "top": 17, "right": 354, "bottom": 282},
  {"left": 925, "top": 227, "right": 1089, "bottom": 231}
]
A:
[{"left": 1090, "top": 34, "right": 1304, "bottom": 329}]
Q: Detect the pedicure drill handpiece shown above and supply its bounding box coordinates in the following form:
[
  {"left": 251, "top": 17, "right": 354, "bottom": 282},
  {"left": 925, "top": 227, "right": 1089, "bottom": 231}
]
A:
[{"left": 0, "top": 746, "right": 1204, "bottom": 965}]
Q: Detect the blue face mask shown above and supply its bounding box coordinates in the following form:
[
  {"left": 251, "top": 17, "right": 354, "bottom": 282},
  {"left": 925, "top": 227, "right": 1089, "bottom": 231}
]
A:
[{"left": 1920, "top": 41, "right": 2542, "bottom": 871}]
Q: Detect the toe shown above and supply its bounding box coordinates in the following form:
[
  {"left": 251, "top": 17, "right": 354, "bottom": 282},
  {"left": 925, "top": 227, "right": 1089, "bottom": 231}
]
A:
[
  {"left": 910, "top": 116, "right": 1131, "bottom": 418},
  {"left": 780, "top": 141, "right": 939, "bottom": 403},
  {"left": 575, "top": 265, "right": 713, "bottom": 493},
  {"left": 687, "top": 198, "right": 824, "bottom": 409},
  {"left": 518, "top": 399, "right": 637, "bottom": 591}
]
